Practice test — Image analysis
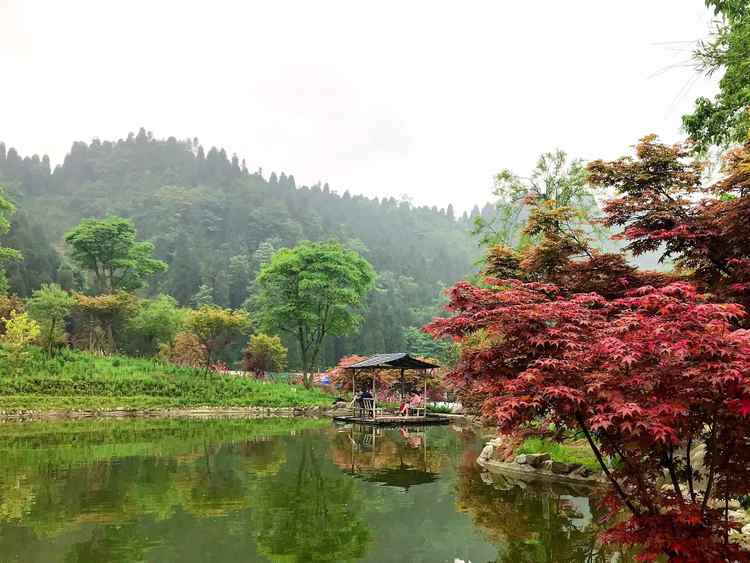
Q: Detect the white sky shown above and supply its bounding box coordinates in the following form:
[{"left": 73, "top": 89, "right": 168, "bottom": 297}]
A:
[{"left": 0, "top": 0, "right": 718, "bottom": 212}]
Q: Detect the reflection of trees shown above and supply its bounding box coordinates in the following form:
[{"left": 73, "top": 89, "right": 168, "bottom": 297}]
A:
[
  {"left": 455, "top": 449, "right": 629, "bottom": 562},
  {"left": 0, "top": 418, "right": 324, "bottom": 560},
  {"left": 253, "top": 438, "right": 371, "bottom": 562}
]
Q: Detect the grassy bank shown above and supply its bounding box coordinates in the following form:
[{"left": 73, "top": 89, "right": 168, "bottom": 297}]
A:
[
  {"left": 0, "top": 348, "right": 333, "bottom": 414},
  {"left": 517, "top": 437, "right": 601, "bottom": 472}
]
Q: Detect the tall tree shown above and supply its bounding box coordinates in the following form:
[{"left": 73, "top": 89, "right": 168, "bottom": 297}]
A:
[
  {"left": 255, "top": 241, "right": 375, "bottom": 388},
  {"left": 472, "top": 150, "right": 604, "bottom": 250},
  {"left": 683, "top": 0, "right": 750, "bottom": 151},
  {"left": 64, "top": 215, "right": 167, "bottom": 293},
  {"left": 431, "top": 133, "right": 750, "bottom": 560}
]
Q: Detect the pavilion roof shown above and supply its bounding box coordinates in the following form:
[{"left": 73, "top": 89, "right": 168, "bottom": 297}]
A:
[{"left": 345, "top": 353, "right": 439, "bottom": 370}]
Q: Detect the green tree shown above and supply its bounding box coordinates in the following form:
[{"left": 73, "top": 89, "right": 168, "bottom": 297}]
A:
[
  {"left": 167, "top": 232, "right": 201, "bottom": 305},
  {"left": 64, "top": 215, "right": 167, "bottom": 293},
  {"left": 0, "top": 187, "right": 23, "bottom": 294},
  {"left": 227, "top": 255, "right": 250, "bottom": 309},
  {"left": 127, "top": 295, "right": 185, "bottom": 356},
  {"left": 0, "top": 310, "right": 40, "bottom": 374},
  {"left": 255, "top": 241, "right": 376, "bottom": 388},
  {"left": 26, "top": 283, "right": 75, "bottom": 356},
  {"left": 243, "top": 333, "right": 287, "bottom": 378},
  {"left": 403, "top": 326, "right": 457, "bottom": 367},
  {"left": 683, "top": 0, "right": 750, "bottom": 151},
  {"left": 473, "top": 150, "right": 605, "bottom": 250},
  {"left": 191, "top": 284, "right": 214, "bottom": 307},
  {"left": 185, "top": 305, "right": 250, "bottom": 373},
  {"left": 4, "top": 211, "right": 59, "bottom": 296}
]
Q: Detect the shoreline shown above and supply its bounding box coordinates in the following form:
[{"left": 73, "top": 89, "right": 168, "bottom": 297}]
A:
[
  {"left": 0, "top": 405, "right": 338, "bottom": 422},
  {"left": 0, "top": 405, "right": 474, "bottom": 423}
]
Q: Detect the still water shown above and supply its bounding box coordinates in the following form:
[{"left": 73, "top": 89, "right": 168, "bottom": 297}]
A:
[{"left": 0, "top": 417, "right": 622, "bottom": 562}]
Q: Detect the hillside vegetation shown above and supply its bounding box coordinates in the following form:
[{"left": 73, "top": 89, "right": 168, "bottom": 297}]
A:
[{"left": 0, "top": 131, "right": 479, "bottom": 367}]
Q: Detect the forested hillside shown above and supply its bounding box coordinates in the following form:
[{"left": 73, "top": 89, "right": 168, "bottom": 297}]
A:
[{"left": 0, "top": 129, "right": 478, "bottom": 368}]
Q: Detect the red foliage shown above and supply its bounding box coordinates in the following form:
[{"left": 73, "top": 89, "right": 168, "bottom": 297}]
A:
[
  {"left": 426, "top": 279, "right": 750, "bottom": 561},
  {"left": 588, "top": 136, "right": 750, "bottom": 310},
  {"left": 329, "top": 355, "right": 368, "bottom": 390},
  {"left": 159, "top": 331, "right": 207, "bottom": 368}
]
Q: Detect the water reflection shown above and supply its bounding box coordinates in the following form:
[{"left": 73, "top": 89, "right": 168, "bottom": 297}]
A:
[
  {"left": 0, "top": 417, "right": 628, "bottom": 562},
  {"left": 330, "top": 424, "right": 440, "bottom": 490},
  {"left": 456, "top": 450, "right": 622, "bottom": 562}
]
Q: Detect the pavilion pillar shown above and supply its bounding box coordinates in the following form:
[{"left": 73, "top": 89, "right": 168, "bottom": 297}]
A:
[
  {"left": 400, "top": 368, "right": 405, "bottom": 409},
  {"left": 352, "top": 368, "right": 356, "bottom": 416}
]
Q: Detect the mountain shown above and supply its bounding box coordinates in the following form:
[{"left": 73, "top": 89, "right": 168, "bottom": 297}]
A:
[{"left": 0, "top": 128, "right": 479, "bottom": 367}]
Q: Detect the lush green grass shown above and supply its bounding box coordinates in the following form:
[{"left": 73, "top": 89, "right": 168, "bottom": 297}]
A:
[
  {"left": 517, "top": 437, "right": 601, "bottom": 472},
  {"left": 0, "top": 348, "right": 334, "bottom": 413}
]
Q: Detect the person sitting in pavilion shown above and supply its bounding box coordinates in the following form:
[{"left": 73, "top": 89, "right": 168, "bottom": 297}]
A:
[{"left": 400, "top": 392, "right": 421, "bottom": 416}]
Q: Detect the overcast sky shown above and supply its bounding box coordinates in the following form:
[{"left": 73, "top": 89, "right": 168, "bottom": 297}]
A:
[{"left": 1, "top": 0, "right": 718, "bottom": 211}]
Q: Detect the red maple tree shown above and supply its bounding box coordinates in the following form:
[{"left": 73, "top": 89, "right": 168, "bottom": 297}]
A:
[
  {"left": 427, "top": 280, "right": 750, "bottom": 561},
  {"left": 426, "top": 138, "right": 750, "bottom": 560},
  {"left": 588, "top": 136, "right": 750, "bottom": 310}
]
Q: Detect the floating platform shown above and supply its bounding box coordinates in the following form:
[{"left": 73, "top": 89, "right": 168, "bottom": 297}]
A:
[{"left": 332, "top": 414, "right": 451, "bottom": 426}]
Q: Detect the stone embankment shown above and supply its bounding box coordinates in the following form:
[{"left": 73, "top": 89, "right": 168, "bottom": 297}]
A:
[{"left": 0, "top": 405, "right": 335, "bottom": 421}]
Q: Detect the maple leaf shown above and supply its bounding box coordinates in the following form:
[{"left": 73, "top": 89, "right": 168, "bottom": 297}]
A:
[{"left": 737, "top": 396, "right": 750, "bottom": 417}]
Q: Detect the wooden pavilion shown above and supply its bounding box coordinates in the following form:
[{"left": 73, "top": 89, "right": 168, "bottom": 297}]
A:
[{"left": 332, "top": 353, "right": 449, "bottom": 426}]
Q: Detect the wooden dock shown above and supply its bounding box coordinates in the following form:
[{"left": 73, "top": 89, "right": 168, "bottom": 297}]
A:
[{"left": 332, "top": 414, "right": 451, "bottom": 426}]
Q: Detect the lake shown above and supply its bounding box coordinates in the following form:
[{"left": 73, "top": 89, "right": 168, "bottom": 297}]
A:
[{"left": 0, "top": 417, "right": 626, "bottom": 562}]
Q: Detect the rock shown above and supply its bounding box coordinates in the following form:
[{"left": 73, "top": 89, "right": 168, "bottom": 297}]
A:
[
  {"left": 480, "top": 472, "right": 494, "bottom": 485},
  {"left": 515, "top": 454, "right": 528, "bottom": 465},
  {"left": 570, "top": 466, "right": 593, "bottom": 478},
  {"left": 549, "top": 461, "right": 573, "bottom": 475},
  {"left": 479, "top": 444, "right": 494, "bottom": 461},
  {"left": 525, "top": 453, "right": 551, "bottom": 467}
]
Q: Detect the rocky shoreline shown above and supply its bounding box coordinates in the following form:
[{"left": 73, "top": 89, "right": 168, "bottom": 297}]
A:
[{"left": 477, "top": 437, "right": 607, "bottom": 486}]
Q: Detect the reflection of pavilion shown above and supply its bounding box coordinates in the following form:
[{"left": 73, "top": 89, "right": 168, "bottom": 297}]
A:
[{"left": 333, "top": 424, "right": 440, "bottom": 491}]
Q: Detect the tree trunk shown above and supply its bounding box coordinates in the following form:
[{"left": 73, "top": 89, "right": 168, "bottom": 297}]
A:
[{"left": 47, "top": 318, "right": 56, "bottom": 357}]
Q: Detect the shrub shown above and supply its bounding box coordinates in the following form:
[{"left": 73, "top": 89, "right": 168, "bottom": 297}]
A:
[
  {"left": 243, "top": 333, "right": 287, "bottom": 378},
  {"left": 1, "top": 311, "right": 41, "bottom": 374}
]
